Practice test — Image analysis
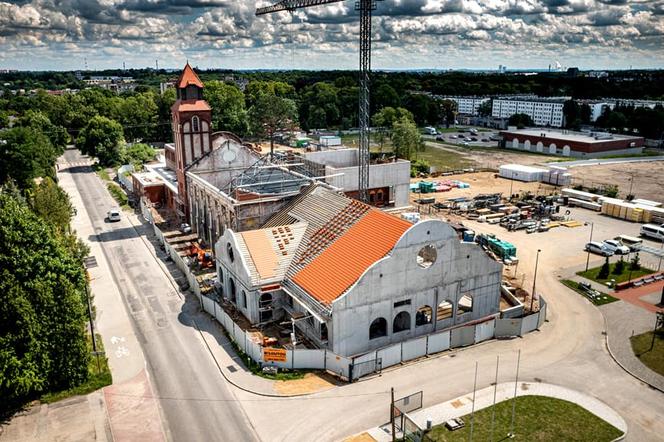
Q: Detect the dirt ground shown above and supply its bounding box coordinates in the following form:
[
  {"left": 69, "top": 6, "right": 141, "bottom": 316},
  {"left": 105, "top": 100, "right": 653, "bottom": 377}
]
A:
[
  {"left": 410, "top": 172, "right": 558, "bottom": 203},
  {"left": 566, "top": 162, "right": 664, "bottom": 203},
  {"left": 272, "top": 372, "right": 339, "bottom": 395}
]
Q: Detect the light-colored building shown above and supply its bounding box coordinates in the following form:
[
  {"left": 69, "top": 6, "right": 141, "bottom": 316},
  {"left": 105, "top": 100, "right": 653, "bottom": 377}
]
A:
[
  {"left": 215, "top": 185, "right": 503, "bottom": 357},
  {"left": 582, "top": 98, "right": 664, "bottom": 122},
  {"left": 442, "top": 96, "right": 490, "bottom": 116},
  {"left": 492, "top": 96, "right": 568, "bottom": 127}
]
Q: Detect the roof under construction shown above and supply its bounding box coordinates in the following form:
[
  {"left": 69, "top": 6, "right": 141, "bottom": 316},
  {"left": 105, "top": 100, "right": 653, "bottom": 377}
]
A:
[{"left": 227, "top": 156, "right": 312, "bottom": 198}]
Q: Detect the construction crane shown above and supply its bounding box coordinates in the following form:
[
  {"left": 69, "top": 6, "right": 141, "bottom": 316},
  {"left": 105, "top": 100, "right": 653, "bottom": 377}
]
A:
[{"left": 256, "top": 0, "right": 381, "bottom": 203}]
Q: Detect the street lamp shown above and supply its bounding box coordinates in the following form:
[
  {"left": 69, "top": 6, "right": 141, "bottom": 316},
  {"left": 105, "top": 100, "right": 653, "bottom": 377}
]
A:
[
  {"left": 585, "top": 221, "right": 594, "bottom": 272},
  {"left": 531, "top": 249, "right": 542, "bottom": 312}
]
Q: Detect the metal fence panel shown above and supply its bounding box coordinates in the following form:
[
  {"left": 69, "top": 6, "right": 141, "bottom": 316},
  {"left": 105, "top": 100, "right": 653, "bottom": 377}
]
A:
[
  {"left": 451, "top": 324, "right": 475, "bottom": 348},
  {"left": 377, "top": 343, "right": 402, "bottom": 369},
  {"left": 292, "top": 349, "right": 326, "bottom": 369},
  {"left": 353, "top": 351, "right": 378, "bottom": 365},
  {"left": 326, "top": 352, "right": 350, "bottom": 379},
  {"left": 247, "top": 339, "right": 263, "bottom": 363},
  {"left": 221, "top": 310, "right": 233, "bottom": 332},
  {"left": 214, "top": 303, "right": 225, "bottom": 326},
  {"left": 427, "top": 330, "right": 451, "bottom": 354},
  {"left": 352, "top": 358, "right": 381, "bottom": 381},
  {"left": 394, "top": 391, "right": 423, "bottom": 414},
  {"left": 495, "top": 318, "right": 522, "bottom": 338},
  {"left": 521, "top": 313, "right": 539, "bottom": 335},
  {"left": 474, "top": 319, "right": 495, "bottom": 343},
  {"left": 402, "top": 337, "right": 427, "bottom": 362}
]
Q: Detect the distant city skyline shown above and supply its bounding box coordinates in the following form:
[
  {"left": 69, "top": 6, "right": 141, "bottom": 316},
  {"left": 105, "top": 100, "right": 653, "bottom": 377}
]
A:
[{"left": 1, "top": 0, "right": 663, "bottom": 71}]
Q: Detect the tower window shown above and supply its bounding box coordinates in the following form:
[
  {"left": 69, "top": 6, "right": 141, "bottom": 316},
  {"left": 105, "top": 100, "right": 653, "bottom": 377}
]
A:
[{"left": 192, "top": 116, "right": 200, "bottom": 132}]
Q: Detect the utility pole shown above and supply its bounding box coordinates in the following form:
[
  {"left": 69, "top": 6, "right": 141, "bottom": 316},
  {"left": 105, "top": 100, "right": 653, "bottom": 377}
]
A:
[
  {"left": 469, "top": 361, "right": 478, "bottom": 442},
  {"left": 508, "top": 349, "right": 521, "bottom": 438},
  {"left": 531, "top": 249, "right": 541, "bottom": 312},
  {"left": 490, "top": 355, "right": 500, "bottom": 442},
  {"left": 390, "top": 387, "right": 396, "bottom": 442}
]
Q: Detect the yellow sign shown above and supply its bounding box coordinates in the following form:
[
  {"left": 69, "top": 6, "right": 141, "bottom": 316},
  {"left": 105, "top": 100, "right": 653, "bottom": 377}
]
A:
[{"left": 263, "top": 347, "right": 287, "bottom": 362}]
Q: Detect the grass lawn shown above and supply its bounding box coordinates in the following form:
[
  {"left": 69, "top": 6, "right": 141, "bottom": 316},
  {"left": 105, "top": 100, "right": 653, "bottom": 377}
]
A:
[
  {"left": 630, "top": 330, "right": 664, "bottom": 377},
  {"left": 426, "top": 395, "right": 622, "bottom": 442},
  {"left": 577, "top": 261, "right": 655, "bottom": 284},
  {"left": 92, "top": 163, "right": 111, "bottom": 181},
  {"left": 413, "top": 144, "right": 475, "bottom": 171},
  {"left": 41, "top": 334, "right": 112, "bottom": 404},
  {"left": 560, "top": 279, "right": 618, "bottom": 306},
  {"left": 106, "top": 182, "right": 129, "bottom": 209}
]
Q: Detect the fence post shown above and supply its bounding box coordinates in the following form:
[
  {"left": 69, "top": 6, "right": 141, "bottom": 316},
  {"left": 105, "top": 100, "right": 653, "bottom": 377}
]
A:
[
  {"left": 291, "top": 347, "right": 295, "bottom": 370},
  {"left": 323, "top": 349, "right": 327, "bottom": 371}
]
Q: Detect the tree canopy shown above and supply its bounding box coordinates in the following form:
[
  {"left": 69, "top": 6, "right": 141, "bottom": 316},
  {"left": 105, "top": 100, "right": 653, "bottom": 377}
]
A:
[
  {"left": 248, "top": 93, "right": 298, "bottom": 155},
  {"left": 204, "top": 81, "right": 248, "bottom": 135},
  {"left": 76, "top": 115, "right": 125, "bottom": 166},
  {"left": 508, "top": 113, "right": 534, "bottom": 128},
  {"left": 0, "top": 192, "right": 89, "bottom": 411},
  {"left": 0, "top": 126, "right": 57, "bottom": 189},
  {"left": 391, "top": 116, "right": 423, "bottom": 160}
]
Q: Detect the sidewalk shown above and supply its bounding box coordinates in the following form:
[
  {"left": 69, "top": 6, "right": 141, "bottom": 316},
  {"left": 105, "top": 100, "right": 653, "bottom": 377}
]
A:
[
  {"left": 362, "top": 382, "right": 627, "bottom": 442},
  {"left": 600, "top": 301, "right": 664, "bottom": 392}
]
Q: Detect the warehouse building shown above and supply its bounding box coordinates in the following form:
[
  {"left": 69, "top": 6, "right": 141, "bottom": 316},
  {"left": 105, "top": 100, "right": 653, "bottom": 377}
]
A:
[
  {"left": 215, "top": 185, "right": 503, "bottom": 357},
  {"left": 492, "top": 97, "right": 567, "bottom": 127},
  {"left": 499, "top": 128, "right": 644, "bottom": 157}
]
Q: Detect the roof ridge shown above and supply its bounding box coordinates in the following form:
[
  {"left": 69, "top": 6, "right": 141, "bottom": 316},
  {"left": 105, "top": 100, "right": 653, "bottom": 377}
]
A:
[{"left": 177, "top": 63, "right": 204, "bottom": 89}]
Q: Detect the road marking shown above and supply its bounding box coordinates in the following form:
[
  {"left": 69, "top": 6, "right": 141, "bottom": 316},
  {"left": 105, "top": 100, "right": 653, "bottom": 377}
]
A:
[
  {"left": 115, "top": 346, "right": 130, "bottom": 358},
  {"left": 110, "top": 336, "right": 126, "bottom": 345}
]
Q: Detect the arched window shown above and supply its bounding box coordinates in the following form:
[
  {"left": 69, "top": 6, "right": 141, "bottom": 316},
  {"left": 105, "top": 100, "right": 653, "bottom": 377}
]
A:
[
  {"left": 437, "top": 300, "right": 453, "bottom": 321},
  {"left": 192, "top": 116, "right": 200, "bottom": 132},
  {"left": 227, "top": 243, "right": 234, "bottom": 262},
  {"left": 260, "top": 292, "right": 272, "bottom": 308},
  {"left": 458, "top": 293, "right": 473, "bottom": 314},
  {"left": 393, "top": 311, "right": 411, "bottom": 333},
  {"left": 369, "top": 317, "right": 387, "bottom": 340},
  {"left": 242, "top": 290, "right": 247, "bottom": 308},
  {"left": 415, "top": 305, "right": 432, "bottom": 326},
  {"left": 229, "top": 278, "right": 236, "bottom": 302}
]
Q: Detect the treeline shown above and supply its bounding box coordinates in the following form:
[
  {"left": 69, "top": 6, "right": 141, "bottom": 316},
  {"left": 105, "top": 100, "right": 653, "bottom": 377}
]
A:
[{"left": 0, "top": 134, "right": 94, "bottom": 414}]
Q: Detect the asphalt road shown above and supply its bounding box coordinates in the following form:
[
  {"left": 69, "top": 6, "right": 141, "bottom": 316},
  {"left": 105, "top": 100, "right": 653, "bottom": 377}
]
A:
[{"left": 63, "top": 149, "right": 258, "bottom": 442}]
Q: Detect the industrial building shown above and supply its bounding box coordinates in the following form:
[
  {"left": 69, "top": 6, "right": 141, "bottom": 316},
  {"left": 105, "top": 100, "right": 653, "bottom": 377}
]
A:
[
  {"left": 499, "top": 128, "right": 644, "bottom": 157},
  {"left": 214, "top": 185, "right": 503, "bottom": 357},
  {"left": 492, "top": 97, "right": 567, "bottom": 127}
]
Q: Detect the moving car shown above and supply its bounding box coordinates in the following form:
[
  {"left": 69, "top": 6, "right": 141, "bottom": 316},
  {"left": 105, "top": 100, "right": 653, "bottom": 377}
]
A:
[
  {"left": 584, "top": 241, "right": 613, "bottom": 256},
  {"left": 602, "top": 239, "right": 630, "bottom": 255},
  {"left": 107, "top": 209, "right": 121, "bottom": 222}
]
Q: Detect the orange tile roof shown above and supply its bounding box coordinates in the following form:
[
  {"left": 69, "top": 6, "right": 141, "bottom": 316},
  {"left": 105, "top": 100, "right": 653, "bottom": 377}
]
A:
[
  {"left": 177, "top": 63, "right": 204, "bottom": 88},
  {"left": 291, "top": 210, "right": 412, "bottom": 305},
  {"left": 171, "top": 100, "right": 211, "bottom": 112}
]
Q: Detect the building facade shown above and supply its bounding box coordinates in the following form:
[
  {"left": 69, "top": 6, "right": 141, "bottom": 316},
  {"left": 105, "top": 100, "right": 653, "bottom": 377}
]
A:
[
  {"left": 444, "top": 96, "right": 490, "bottom": 116},
  {"left": 492, "top": 97, "right": 567, "bottom": 127},
  {"left": 215, "top": 186, "right": 503, "bottom": 357}
]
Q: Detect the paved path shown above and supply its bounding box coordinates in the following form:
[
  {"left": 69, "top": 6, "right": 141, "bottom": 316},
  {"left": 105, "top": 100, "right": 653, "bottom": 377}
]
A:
[
  {"left": 362, "top": 382, "right": 627, "bottom": 441},
  {"left": 600, "top": 301, "right": 664, "bottom": 392}
]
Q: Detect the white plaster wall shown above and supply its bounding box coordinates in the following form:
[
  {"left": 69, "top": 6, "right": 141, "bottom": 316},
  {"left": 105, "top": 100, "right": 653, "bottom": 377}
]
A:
[{"left": 330, "top": 220, "right": 502, "bottom": 357}]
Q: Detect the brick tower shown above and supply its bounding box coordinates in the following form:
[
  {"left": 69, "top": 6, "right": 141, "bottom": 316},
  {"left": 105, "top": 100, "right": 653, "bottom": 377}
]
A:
[{"left": 171, "top": 63, "right": 212, "bottom": 220}]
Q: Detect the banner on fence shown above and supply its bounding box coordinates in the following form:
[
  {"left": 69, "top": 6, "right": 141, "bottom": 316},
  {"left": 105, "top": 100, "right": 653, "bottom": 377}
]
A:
[{"left": 263, "top": 347, "right": 288, "bottom": 362}]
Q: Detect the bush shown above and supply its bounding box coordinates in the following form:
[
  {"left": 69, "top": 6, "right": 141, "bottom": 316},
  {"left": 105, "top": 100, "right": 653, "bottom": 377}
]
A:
[
  {"left": 598, "top": 257, "right": 610, "bottom": 279},
  {"left": 613, "top": 258, "right": 625, "bottom": 275},
  {"left": 122, "top": 143, "right": 156, "bottom": 168},
  {"left": 106, "top": 183, "right": 128, "bottom": 207},
  {"left": 410, "top": 159, "right": 430, "bottom": 177},
  {"left": 630, "top": 253, "right": 641, "bottom": 271}
]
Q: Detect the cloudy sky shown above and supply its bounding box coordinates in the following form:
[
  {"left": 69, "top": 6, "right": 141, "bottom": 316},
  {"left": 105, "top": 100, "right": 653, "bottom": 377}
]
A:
[{"left": 1, "top": 0, "right": 663, "bottom": 71}]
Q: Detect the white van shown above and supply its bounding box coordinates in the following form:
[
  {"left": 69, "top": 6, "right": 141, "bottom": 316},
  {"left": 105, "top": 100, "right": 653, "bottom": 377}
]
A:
[
  {"left": 640, "top": 224, "right": 664, "bottom": 241},
  {"left": 424, "top": 126, "right": 438, "bottom": 135}
]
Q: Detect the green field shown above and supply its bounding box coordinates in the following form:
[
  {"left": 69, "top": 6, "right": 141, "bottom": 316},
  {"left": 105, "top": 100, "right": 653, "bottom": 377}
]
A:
[
  {"left": 560, "top": 279, "right": 619, "bottom": 306},
  {"left": 414, "top": 144, "right": 475, "bottom": 171},
  {"left": 631, "top": 330, "right": 664, "bottom": 377},
  {"left": 426, "top": 395, "right": 622, "bottom": 442},
  {"left": 577, "top": 261, "right": 655, "bottom": 284}
]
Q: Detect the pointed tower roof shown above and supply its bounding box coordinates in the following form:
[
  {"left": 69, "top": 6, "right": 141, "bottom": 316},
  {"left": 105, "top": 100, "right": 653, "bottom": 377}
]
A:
[{"left": 177, "top": 63, "right": 204, "bottom": 89}]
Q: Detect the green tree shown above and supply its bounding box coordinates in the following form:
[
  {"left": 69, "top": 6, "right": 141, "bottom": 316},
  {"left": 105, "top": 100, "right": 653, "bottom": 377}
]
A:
[
  {"left": 613, "top": 258, "right": 625, "bottom": 275},
  {"left": 245, "top": 80, "right": 295, "bottom": 107},
  {"left": 0, "top": 126, "right": 57, "bottom": 189},
  {"left": 598, "top": 257, "right": 610, "bottom": 279},
  {"left": 391, "top": 116, "right": 423, "bottom": 160},
  {"left": 76, "top": 116, "right": 125, "bottom": 166},
  {"left": 30, "top": 177, "right": 75, "bottom": 232},
  {"left": 300, "top": 82, "right": 340, "bottom": 130},
  {"left": 374, "top": 83, "right": 400, "bottom": 110},
  {"left": 204, "top": 81, "right": 248, "bottom": 136},
  {"left": 508, "top": 113, "right": 534, "bottom": 128},
  {"left": 629, "top": 253, "right": 641, "bottom": 271},
  {"left": 17, "top": 110, "right": 69, "bottom": 154},
  {"left": 0, "top": 193, "right": 89, "bottom": 411},
  {"left": 122, "top": 143, "right": 156, "bottom": 168},
  {"left": 119, "top": 93, "right": 158, "bottom": 142},
  {"left": 248, "top": 93, "right": 298, "bottom": 156},
  {"left": 477, "top": 100, "right": 493, "bottom": 117},
  {"left": 439, "top": 99, "right": 457, "bottom": 128}
]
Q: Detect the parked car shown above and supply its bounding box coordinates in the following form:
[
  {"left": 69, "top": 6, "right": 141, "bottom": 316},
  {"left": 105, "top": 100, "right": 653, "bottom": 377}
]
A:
[
  {"left": 469, "top": 128, "right": 478, "bottom": 135},
  {"left": 481, "top": 138, "right": 490, "bottom": 142},
  {"left": 107, "top": 209, "right": 121, "bottom": 222},
  {"left": 470, "top": 137, "right": 478, "bottom": 141},
  {"left": 449, "top": 135, "right": 457, "bottom": 139},
  {"left": 584, "top": 241, "right": 614, "bottom": 256},
  {"left": 602, "top": 239, "right": 630, "bottom": 255}
]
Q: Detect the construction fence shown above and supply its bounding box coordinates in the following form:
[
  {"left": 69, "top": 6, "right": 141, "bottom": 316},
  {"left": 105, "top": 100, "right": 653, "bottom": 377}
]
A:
[{"left": 349, "top": 297, "right": 547, "bottom": 381}]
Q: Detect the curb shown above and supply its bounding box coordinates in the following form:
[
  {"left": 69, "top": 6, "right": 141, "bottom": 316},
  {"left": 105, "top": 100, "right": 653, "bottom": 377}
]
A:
[{"left": 601, "top": 310, "right": 664, "bottom": 394}]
